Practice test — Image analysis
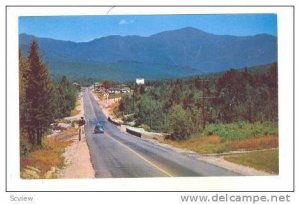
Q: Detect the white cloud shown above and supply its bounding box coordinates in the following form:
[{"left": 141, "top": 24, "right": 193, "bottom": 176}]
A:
[{"left": 119, "top": 19, "right": 134, "bottom": 25}]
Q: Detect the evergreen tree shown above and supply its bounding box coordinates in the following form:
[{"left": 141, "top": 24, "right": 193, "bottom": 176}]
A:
[
  {"left": 19, "top": 50, "right": 29, "bottom": 132},
  {"left": 26, "top": 40, "right": 56, "bottom": 146},
  {"left": 19, "top": 51, "right": 31, "bottom": 154}
]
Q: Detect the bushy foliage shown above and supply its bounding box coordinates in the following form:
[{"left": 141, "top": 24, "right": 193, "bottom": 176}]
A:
[
  {"left": 138, "top": 124, "right": 151, "bottom": 132},
  {"left": 54, "top": 75, "right": 79, "bottom": 118},
  {"left": 136, "top": 95, "right": 167, "bottom": 132},
  {"left": 214, "top": 64, "right": 278, "bottom": 123},
  {"left": 167, "top": 105, "right": 193, "bottom": 140},
  {"left": 117, "top": 63, "right": 278, "bottom": 141}
]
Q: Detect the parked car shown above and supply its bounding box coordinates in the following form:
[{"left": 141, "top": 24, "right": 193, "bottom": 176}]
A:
[{"left": 94, "top": 123, "right": 104, "bottom": 134}]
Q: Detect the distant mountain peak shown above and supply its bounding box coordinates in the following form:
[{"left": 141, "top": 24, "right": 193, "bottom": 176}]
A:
[
  {"left": 178, "top": 26, "right": 207, "bottom": 33},
  {"left": 254, "top": 33, "right": 277, "bottom": 38},
  {"left": 151, "top": 26, "right": 211, "bottom": 38}
]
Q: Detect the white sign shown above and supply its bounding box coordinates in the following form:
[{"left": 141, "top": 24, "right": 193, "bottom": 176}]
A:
[{"left": 136, "top": 78, "right": 145, "bottom": 85}]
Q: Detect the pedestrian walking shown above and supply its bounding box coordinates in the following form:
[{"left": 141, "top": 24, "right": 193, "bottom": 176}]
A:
[{"left": 78, "top": 116, "right": 86, "bottom": 141}]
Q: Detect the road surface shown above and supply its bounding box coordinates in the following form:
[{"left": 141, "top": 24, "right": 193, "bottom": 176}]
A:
[{"left": 83, "top": 88, "right": 239, "bottom": 178}]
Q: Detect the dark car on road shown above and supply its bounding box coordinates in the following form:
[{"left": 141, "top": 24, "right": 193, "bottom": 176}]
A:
[{"left": 94, "top": 122, "right": 104, "bottom": 134}]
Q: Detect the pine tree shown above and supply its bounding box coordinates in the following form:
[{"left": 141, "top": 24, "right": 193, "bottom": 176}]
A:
[
  {"left": 19, "top": 50, "right": 29, "bottom": 131},
  {"left": 26, "top": 40, "right": 56, "bottom": 146},
  {"left": 19, "top": 50, "right": 31, "bottom": 154}
]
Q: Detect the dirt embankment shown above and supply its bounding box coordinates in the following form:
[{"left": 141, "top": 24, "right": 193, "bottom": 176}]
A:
[
  {"left": 92, "top": 92, "right": 121, "bottom": 119},
  {"left": 61, "top": 132, "right": 95, "bottom": 178},
  {"left": 60, "top": 93, "right": 95, "bottom": 178}
]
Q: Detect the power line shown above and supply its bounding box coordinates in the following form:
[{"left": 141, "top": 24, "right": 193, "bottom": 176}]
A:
[{"left": 195, "top": 78, "right": 217, "bottom": 129}]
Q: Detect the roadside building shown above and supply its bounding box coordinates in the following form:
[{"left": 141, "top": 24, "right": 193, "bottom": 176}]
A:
[
  {"left": 120, "top": 87, "right": 130, "bottom": 93},
  {"left": 106, "top": 87, "right": 121, "bottom": 94},
  {"left": 94, "top": 82, "right": 101, "bottom": 90},
  {"left": 136, "top": 78, "right": 145, "bottom": 85}
]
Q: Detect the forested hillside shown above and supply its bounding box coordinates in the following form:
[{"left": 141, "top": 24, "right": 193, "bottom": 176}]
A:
[{"left": 118, "top": 63, "right": 278, "bottom": 140}]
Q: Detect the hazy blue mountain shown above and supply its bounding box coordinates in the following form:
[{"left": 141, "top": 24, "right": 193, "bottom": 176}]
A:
[{"left": 19, "top": 27, "right": 277, "bottom": 81}]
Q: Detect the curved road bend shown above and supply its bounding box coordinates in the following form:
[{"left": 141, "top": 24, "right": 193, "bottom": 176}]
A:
[{"left": 83, "top": 88, "right": 239, "bottom": 178}]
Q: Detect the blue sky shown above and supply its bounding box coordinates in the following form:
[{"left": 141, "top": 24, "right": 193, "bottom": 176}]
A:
[{"left": 19, "top": 14, "right": 277, "bottom": 42}]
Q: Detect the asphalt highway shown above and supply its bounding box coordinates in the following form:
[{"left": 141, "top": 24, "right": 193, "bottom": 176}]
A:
[{"left": 83, "top": 88, "right": 239, "bottom": 178}]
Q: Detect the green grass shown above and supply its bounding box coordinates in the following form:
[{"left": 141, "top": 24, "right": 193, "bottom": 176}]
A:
[
  {"left": 224, "top": 149, "right": 279, "bottom": 174},
  {"left": 163, "top": 121, "right": 279, "bottom": 154},
  {"left": 202, "top": 121, "right": 278, "bottom": 140},
  {"left": 164, "top": 135, "right": 278, "bottom": 154},
  {"left": 108, "top": 93, "right": 129, "bottom": 99}
]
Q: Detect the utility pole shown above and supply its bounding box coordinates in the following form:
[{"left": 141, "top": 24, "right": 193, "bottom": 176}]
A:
[
  {"left": 195, "top": 78, "right": 210, "bottom": 130},
  {"left": 202, "top": 80, "right": 205, "bottom": 130},
  {"left": 133, "top": 77, "right": 144, "bottom": 114},
  {"left": 132, "top": 84, "right": 135, "bottom": 113}
]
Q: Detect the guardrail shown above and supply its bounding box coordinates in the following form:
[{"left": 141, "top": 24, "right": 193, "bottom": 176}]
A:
[
  {"left": 126, "top": 128, "right": 142, "bottom": 137},
  {"left": 107, "top": 117, "right": 121, "bottom": 126},
  {"left": 107, "top": 116, "right": 165, "bottom": 140}
]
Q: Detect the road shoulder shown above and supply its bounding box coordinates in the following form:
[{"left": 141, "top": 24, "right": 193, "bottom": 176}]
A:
[
  {"left": 60, "top": 92, "right": 95, "bottom": 178},
  {"left": 61, "top": 132, "right": 95, "bottom": 178}
]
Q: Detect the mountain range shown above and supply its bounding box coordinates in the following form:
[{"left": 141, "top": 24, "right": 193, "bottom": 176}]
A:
[{"left": 19, "top": 27, "right": 277, "bottom": 81}]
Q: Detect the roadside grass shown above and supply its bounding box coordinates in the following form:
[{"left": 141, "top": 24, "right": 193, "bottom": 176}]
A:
[
  {"left": 224, "top": 149, "right": 279, "bottom": 174},
  {"left": 163, "top": 122, "right": 278, "bottom": 154},
  {"left": 95, "top": 92, "right": 105, "bottom": 100},
  {"left": 53, "top": 127, "right": 78, "bottom": 141},
  {"left": 108, "top": 93, "right": 130, "bottom": 99},
  {"left": 57, "top": 118, "right": 72, "bottom": 124},
  {"left": 20, "top": 127, "right": 78, "bottom": 179},
  {"left": 231, "top": 135, "right": 278, "bottom": 151},
  {"left": 74, "top": 97, "right": 80, "bottom": 106},
  {"left": 163, "top": 135, "right": 278, "bottom": 154},
  {"left": 94, "top": 90, "right": 121, "bottom": 119},
  {"left": 70, "top": 98, "right": 81, "bottom": 116},
  {"left": 108, "top": 100, "right": 120, "bottom": 118},
  {"left": 164, "top": 135, "right": 229, "bottom": 153},
  {"left": 203, "top": 122, "right": 278, "bottom": 140},
  {"left": 70, "top": 109, "right": 80, "bottom": 116}
]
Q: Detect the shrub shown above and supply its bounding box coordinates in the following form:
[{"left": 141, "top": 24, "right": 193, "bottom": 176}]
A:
[
  {"left": 20, "top": 139, "right": 32, "bottom": 156},
  {"left": 123, "top": 114, "right": 134, "bottom": 123},
  {"left": 138, "top": 124, "right": 151, "bottom": 131},
  {"left": 167, "top": 105, "right": 193, "bottom": 140}
]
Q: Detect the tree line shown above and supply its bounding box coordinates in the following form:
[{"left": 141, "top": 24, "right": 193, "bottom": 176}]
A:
[
  {"left": 118, "top": 63, "right": 278, "bottom": 140},
  {"left": 20, "top": 41, "right": 78, "bottom": 154}
]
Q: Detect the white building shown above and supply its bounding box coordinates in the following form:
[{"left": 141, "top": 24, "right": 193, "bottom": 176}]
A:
[{"left": 136, "top": 78, "right": 145, "bottom": 85}]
